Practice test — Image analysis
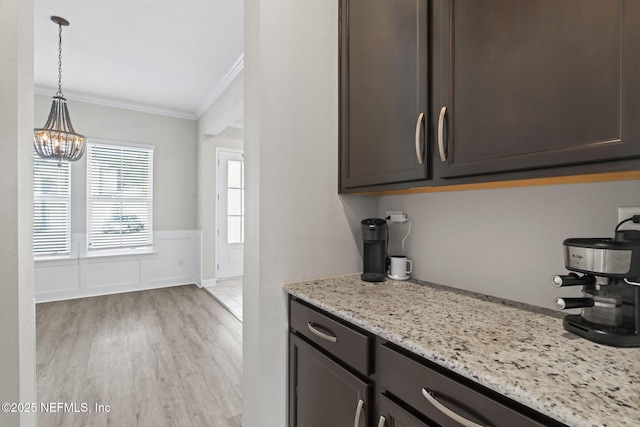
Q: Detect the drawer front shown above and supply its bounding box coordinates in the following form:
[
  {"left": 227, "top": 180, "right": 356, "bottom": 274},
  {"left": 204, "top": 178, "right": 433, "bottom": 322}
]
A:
[
  {"left": 290, "top": 298, "right": 370, "bottom": 374},
  {"left": 378, "top": 344, "right": 553, "bottom": 427}
]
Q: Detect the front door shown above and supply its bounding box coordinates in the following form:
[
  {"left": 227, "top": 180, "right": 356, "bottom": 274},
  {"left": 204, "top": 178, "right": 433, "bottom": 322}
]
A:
[{"left": 216, "top": 149, "right": 244, "bottom": 279}]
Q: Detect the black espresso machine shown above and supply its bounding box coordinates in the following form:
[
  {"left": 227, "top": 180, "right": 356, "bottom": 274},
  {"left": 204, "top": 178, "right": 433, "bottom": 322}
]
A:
[
  {"left": 552, "top": 217, "right": 640, "bottom": 347},
  {"left": 361, "top": 218, "right": 388, "bottom": 282}
]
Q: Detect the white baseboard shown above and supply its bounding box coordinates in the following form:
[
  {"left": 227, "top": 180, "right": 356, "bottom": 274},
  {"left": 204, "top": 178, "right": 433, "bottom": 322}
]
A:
[
  {"left": 201, "top": 278, "right": 217, "bottom": 288},
  {"left": 36, "top": 281, "right": 195, "bottom": 303}
]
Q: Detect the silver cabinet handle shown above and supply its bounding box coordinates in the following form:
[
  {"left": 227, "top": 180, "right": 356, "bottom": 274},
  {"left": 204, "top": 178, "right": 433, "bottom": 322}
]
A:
[
  {"left": 307, "top": 322, "right": 338, "bottom": 343},
  {"left": 377, "top": 415, "right": 386, "bottom": 427},
  {"left": 421, "top": 388, "right": 488, "bottom": 427},
  {"left": 354, "top": 399, "right": 365, "bottom": 427},
  {"left": 437, "top": 106, "right": 447, "bottom": 162},
  {"left": 415, "top": 112, "right": 425, "bottom": 165}
]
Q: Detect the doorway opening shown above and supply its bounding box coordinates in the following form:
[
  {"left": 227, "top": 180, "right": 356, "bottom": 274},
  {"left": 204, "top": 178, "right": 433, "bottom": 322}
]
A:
[{"left": 206, "top": 148, "right": 244, "bottom": 321}]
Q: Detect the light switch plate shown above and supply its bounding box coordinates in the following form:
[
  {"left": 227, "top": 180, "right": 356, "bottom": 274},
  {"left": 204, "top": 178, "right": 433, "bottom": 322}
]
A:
[{"left": 617, "top": 207, "right": 640, "bottom": 231}]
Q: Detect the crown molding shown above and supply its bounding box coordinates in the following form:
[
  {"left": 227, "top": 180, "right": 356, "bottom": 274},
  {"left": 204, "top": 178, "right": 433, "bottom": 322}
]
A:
[
  {"left": 34, "top": 54, "right": 245, "bottom": 122},
  {"left": 195, "top": 54, "right": 244, "bottom": 119},
  {"left": 34, "top": 85, "right": 199, "bottom": 120}
]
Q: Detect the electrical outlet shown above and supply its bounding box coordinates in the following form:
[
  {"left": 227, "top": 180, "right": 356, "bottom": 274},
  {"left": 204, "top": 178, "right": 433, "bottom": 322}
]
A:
[
  {"left": 618, "top": 207, "right": 640, "bottom": 231},
  {"left": 385, "top": 210, "right": 407, "bottom": 223}
]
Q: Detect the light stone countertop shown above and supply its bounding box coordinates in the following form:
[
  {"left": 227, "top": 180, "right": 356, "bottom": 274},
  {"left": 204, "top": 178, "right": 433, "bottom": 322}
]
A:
[{"left": 283, "top": 274, "right": 640, "bottom": 427}]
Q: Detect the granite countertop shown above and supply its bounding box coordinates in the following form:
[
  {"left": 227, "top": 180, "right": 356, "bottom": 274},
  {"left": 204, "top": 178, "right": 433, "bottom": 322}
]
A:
[{"left": 283, "top": 274, "right": 640, "bottom": 427}]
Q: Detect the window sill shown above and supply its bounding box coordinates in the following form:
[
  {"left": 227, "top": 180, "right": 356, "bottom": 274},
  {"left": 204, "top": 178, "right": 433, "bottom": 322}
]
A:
[
  {"left": 34, "top": 255, "right": 74, "bottom": 264},
  {"left": 35, "top": 248, "right": 158, "bottom": 265},
  {"left": 85, "top": 248, "right": 157, "bottom": 259}
]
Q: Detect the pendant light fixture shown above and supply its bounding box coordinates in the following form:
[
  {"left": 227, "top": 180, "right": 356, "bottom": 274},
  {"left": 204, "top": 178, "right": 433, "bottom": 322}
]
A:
[{"left": 34, "top": 16, "right": 87, "bottom": 162}]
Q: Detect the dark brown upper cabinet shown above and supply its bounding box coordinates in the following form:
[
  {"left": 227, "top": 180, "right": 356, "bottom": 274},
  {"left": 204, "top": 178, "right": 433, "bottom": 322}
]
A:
[
  {"left": 339, "top": 0, "right": 429, "bottom": 192},
  {"left": 434, "top": 0, "right": 640, "bottom": 179}
]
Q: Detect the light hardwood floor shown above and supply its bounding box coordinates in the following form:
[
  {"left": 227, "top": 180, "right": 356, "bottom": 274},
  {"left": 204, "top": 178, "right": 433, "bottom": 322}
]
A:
[
  {"left": 205, "top": 278, "right": 243, "bottom": 322},
  {"left": 36, "top": 285, "right": 242, "bottom": 427}
]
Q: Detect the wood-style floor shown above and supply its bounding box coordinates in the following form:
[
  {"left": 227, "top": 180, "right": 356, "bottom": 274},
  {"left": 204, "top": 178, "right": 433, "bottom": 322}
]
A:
[{"left": 36, "top": 285, "right": 242, "bottom": 427}]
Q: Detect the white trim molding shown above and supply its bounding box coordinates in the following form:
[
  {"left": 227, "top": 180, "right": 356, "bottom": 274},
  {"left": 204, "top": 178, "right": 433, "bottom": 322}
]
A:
[
  {"left": 35, "top": 53, "right": 245, "bottom": 121},
  {"left": 35, "top": 230, "right": 201, "bottom": 303},
  {"left": 195, "top": 54, "right": 244, "bottom": 119},
  {"left": 201, "top": 278, "right": 217, "bottom": 288},
  {"left": 34, "top": 85, "right": 198, "bottom": 120}
]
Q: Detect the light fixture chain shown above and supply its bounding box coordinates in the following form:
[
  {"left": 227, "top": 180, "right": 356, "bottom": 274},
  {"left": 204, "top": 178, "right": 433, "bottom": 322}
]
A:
[{"left": 57, "top": 23, "right": 63, "bottom": 97}]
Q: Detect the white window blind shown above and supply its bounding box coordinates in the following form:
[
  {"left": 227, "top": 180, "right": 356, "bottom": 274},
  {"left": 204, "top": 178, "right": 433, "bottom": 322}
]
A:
[
  {"left": 87, "top": 143, "right": 153, "bottom": 252},
  {"left": 33, "top": 152, "right": 71, "bottom": 257}
]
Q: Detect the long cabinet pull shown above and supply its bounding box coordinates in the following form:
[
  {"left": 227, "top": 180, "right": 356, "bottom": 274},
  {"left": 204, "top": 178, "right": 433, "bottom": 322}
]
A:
[
  {"left": 354, "top": 399, "right": 365, "bottom": 427},
  {"left": 307, "top": 322, "right": 338, "bottom": 343},
  {"left": 377, "top": 415, "right": 386, "bottom": 427},
  {"left": 437, "top": 106, "right": 447, "bottom": 162},
  {"left": 414, "top": 112, "right": 425, "bottom": 165},
  {"left": 421, "top": 388, "right": 488, "bottom": 427}
]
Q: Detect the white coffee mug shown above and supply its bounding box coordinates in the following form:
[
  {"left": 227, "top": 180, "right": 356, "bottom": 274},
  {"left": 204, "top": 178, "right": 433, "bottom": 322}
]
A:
[{"left": 389, "top": 255, "right": 412, "bottom": 279}]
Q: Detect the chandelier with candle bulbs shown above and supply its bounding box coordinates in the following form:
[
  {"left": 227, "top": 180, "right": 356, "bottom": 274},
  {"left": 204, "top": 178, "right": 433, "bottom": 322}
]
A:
[{"left": 34, "top": 16, "right": 87, "bottom": 162}]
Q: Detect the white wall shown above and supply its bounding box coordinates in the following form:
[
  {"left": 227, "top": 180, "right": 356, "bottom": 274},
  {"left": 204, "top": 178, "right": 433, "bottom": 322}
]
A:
[
  {"left": 243, "top": 1, "right": 379, "bottom": 426},
  {"left": 34, "top": 96, "right": 201, "bottom": 300},
  {"left": 380, "top": 180, "right": 640, "bottom": 309},
  {"left": 0, "top": 0, "right": 36, "bottom": 425}
]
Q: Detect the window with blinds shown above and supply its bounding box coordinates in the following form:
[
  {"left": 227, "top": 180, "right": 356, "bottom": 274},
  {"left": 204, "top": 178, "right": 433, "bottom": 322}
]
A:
[
  {"left": 87, "top": 142, "right": 153, "bottom": 253},
  {"left": 33, "top": 152, "right": 71, "bottom": 257}
]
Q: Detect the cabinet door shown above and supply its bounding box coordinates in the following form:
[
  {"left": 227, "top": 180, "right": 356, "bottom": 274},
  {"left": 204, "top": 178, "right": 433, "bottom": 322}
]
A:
[
  {"left": 289, "top": 334, "right": 370, "bottom": 427},
  {"left": 435, "top": 0, "right": 640, "bottom": 178},
  {"left": 340, "top": 0, "right": 429, "bottom": 190},
  {"left": 378, "top": 395, "right": 433, "bottom": 427}
]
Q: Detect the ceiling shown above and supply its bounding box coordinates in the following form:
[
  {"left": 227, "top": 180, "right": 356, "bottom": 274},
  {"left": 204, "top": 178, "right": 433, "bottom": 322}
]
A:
[{"left": 34, "top": 0, "right": 244, "bottom": 120}]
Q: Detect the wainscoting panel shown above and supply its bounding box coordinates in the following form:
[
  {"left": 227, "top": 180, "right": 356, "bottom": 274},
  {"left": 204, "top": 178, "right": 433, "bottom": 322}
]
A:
[
  {"left": 143, "top": 231, "right": 196, "bottom": 285},
  {"left": 34, "top": 261, "right": 80, "bottom": 294},
  {"left": 35, "top": 230, "right": 201, "bottom": 303},
  {"left": 86, "top": 258, "right": 141, "bottom": 288}
]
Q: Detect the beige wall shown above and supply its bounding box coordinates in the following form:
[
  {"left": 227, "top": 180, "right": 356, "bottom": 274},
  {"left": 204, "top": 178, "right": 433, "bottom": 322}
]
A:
[
  {"left": 380, "top": 179, "right": 640, "bottom": 309},
  {"left": 34, "top": 95, "right": 198, "bottom": 232},
  {"left": 0, "top": 0, "right": 37, "bottom": 425}
]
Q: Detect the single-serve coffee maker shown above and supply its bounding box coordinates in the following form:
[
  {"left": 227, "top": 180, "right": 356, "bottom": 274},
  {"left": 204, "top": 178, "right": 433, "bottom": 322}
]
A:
[
  {"left": 552, "top": 223, "right": 640, "bottom": 347},
  {"left": 361, "top": 218, "right": 388, "bottom": 282}
]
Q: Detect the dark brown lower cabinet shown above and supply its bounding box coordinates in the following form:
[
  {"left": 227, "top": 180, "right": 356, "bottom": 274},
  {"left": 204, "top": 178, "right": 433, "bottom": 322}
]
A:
[
  {"left": 378, "top": 395, "right": 432, "bottom": 427},
  {"left": 289, "top": 334, "right": 370, "bottom": 427},
  {"left": 288, "top": 297, "right": 567, "bottom": 427}
]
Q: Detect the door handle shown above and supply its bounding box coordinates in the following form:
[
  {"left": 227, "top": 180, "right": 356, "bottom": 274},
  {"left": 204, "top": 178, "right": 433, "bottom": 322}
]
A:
[
  {"left": 377, "top": 415, "right": 386, "bottom": 427},
  {"left": 422, "top": 388, "right": 489, "bottom": 427},
  {"left": 415, "top": 112, "right": 425, "bottom": 165},
  {"left": 437, "top": 106, "right": 447, "bottom": 162},
  {"left": 307, "top": 322, "right": 338, "bottom": 343},
  {"left": 354, "top": 399, "right": 365, "bottom": 427}
]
